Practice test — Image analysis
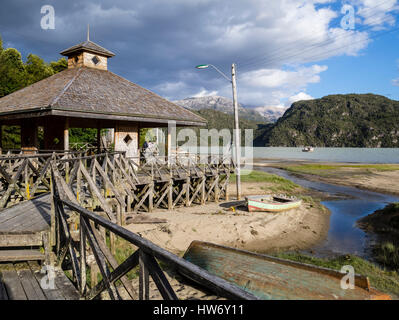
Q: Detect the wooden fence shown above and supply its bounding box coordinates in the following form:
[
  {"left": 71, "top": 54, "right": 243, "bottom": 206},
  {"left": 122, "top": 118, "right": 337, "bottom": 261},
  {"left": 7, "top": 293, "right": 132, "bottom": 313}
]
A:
[
  {"left": 0, "top": 150, "right": 244, "bottom": 299},
  {"left": 52, "top": 195, "right": 255, "bottom": 300}
]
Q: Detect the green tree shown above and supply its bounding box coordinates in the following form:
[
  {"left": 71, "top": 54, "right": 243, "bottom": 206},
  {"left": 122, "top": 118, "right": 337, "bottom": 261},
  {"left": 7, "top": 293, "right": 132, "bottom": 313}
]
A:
[
  {"left": 0, "top": 34, "right": 68, "bottom": 149},
  {"left": 50, "top": 58, "right": 68, "bottom": 73},
  {"left": 0, "top": 48, "right": 27, "bottom": 98},
  {"left": 25, "top": 54, "right": 54, "bottom": 85}
]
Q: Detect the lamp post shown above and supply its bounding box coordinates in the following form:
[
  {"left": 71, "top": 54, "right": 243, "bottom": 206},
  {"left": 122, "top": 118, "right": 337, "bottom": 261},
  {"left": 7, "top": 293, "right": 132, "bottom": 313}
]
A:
[{"left": 195, "top": 63, "right": 241, "bottom": 200}]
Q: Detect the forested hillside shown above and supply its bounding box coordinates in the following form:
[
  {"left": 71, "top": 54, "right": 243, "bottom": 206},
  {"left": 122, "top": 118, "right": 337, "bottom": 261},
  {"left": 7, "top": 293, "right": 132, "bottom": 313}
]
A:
[{"left": 254, "top": 94, "right": 399, "bottom": 147}]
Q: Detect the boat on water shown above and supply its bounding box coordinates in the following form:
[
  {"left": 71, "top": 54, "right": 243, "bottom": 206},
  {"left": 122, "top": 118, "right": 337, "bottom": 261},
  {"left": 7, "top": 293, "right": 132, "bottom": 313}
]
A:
[
  {"left": 181, "top": 241, "right": 391, "bottom": 300},
  {"left": 302, "top": 146, "right": 314, "bottom": 152},
  {"left": 245, "top": 194, "right": 302, "bottom": 212}
]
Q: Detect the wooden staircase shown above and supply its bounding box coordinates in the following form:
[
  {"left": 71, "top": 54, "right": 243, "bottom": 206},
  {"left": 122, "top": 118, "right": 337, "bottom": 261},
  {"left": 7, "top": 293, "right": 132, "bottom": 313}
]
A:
[{"left": 0, "top": 194, "right": 52, "bottom": 264}]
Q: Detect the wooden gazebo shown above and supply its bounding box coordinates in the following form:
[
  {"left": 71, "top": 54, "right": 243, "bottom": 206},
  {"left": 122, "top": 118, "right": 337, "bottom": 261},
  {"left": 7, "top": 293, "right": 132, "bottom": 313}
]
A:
[{"left": 0, "top": 36, "right": 206, "bottom": 157}]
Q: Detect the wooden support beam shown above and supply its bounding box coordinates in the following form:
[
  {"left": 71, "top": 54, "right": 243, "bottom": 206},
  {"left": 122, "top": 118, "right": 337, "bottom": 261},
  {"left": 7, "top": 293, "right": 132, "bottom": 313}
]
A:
[
  {"left": 64, "top": 118, "right": 69, "bottom": 151},
  {"left": 97, "top": 125, "right": 101, "bottom": 154}
]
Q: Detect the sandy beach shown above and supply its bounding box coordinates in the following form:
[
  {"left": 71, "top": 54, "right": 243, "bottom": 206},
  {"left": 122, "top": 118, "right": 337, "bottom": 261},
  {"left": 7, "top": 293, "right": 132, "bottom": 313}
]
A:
[{"left": 125, "top": 182, "right": 330, "bottom": 255}]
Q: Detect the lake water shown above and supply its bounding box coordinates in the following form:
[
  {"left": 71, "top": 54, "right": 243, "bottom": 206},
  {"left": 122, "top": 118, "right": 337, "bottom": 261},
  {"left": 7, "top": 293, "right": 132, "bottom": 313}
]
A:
[
  {"left": 257, "top": 167, "right": 399, "bottom": 259},
  {"left": 250, "top": 147, "right": 399, "bottom": 164}
]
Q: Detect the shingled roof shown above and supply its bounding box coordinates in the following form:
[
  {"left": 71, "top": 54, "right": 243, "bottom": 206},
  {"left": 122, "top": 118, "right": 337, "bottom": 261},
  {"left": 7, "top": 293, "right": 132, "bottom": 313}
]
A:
[
  {"left": 0, "top": 67, "right": 206, "bottom": 126},
  {"left": 60, "top": 40, "right": 115, "bottom": 57}
]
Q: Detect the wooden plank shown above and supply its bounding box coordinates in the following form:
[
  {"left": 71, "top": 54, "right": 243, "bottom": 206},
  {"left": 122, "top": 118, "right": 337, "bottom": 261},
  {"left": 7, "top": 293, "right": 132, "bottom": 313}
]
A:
[
  {"left": 17, "top": 268, "right": 46, "bottom": 300},
  {"left": 5, "top": 208, "right": 50, "bottom": 233},
  {"left": 0, "top": 275, "right": 8, "bottom": 300},
  {"left": 0, "top": 249, "right": 45, "bottom": 262},
  {"left": 1, "top": 266, "right": 27, "bottom": 300},
  {"left": 0, "top": 194, "right": 51, "bottom": 233},
  {"left": 53, "top": 270, "right": 80, "bottom": 300},
  {"left": 27, "top": 262, "right": 65, "bottom": 300},
  {"left": 0, "top": 233, "right": 43, "bottom": 247}
]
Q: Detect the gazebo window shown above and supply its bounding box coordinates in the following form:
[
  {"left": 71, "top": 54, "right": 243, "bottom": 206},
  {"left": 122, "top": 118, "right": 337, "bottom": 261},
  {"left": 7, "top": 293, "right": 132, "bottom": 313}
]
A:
[
  {"left": 92, "top": 56, "right": 100, "bottom": 65},
  {"left": 124, "top": 134, "right": 133, "bottom": 145}
]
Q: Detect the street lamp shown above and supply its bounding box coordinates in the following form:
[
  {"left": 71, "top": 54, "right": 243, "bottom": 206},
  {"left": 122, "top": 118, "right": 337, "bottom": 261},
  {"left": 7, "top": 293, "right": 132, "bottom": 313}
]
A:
[{"left": 195, "top": 63, "right": 241, "bottom": 200}]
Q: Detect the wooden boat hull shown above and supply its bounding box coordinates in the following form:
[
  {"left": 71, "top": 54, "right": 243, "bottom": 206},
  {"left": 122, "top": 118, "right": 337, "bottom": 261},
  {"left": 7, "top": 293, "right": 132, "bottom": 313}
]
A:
[
  {"left": 182, "top": 241, "right": 391, "bottom": 300},
  {"left": 246, "top": 195, "right": 302, "bottom": 212}
]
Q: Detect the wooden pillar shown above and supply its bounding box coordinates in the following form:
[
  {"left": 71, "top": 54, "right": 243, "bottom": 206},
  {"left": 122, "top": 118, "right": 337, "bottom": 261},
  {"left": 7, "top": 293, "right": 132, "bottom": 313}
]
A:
[
  {"left": 166, "top": 123, "right": 174, "bottom": 165},
  {"left": 64, "top": 118, "right": 69, "bottom": 151},
  {"left": 0, "top": 123, "right": 2, "bottom": 153},
  {"left": 97, "top": 126, "right": 101, "bottom": 153}
]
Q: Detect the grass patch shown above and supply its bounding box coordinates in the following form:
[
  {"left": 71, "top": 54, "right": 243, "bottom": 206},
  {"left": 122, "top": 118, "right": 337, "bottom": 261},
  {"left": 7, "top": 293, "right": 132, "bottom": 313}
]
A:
[
  {"left": 373, "top": 242, "right": 399, "bottom": 270},
  {"left": 272, "top": 252, "right": 399, "bottom": 297},
  {"left": 231, "top": 170, "right": 299, "bottom": 193},
  {"left": 114, "top": 237, "right": 140, "bottom": 280},
  {"left": 359, "top": 203, "right": 399, "bottom": 270}
]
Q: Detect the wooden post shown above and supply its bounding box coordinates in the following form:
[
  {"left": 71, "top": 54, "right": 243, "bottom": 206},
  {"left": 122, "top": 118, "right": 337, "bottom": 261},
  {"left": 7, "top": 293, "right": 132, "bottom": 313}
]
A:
[
  {"left": 90, "top": 263, "right": 99, "bottom": 289},
  {"left": 64, "top": 118, "right": 70, "bottom": 183},
  {"left": 64, "top": 118, "right": 69, "bottom": 151},
  {"left": 166, "top": 122, "right": 174, "bottom": 166},
  {"left": 148, "top": 183, "right": 154, "bottom": 213},
  {"left": 97, "top": 125, "right": 101, "bottom": 154},
  {"left": 185, "top": 177, "right": 190, "bottom": 207},
  {"left": 139, "top": 250, "right": 150, "bottom": 300},
  {"left": 79, "top": 216, "right": 86, "bottom": 295},
  {"left": 50, "top": 175, "right": 56, "bottom": 247},
  {"left": 215, "top": 174, "right": 220, "bottom": 203},
  {"left": 0, "top": 123, "right": 2, "bottom": 154}
]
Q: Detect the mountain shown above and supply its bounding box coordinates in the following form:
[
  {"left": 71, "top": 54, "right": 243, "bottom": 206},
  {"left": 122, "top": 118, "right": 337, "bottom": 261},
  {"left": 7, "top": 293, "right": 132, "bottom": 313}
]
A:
[
  {"left": 254, "top": 94, "right": 399, "bottom": 147},
  {"left": 174, "top": 96, "right": 270, "bottom": 123},
  {"left": 189, "top": 109, "right": 261, "bottom": 145},
  {"left": 253, "top": 105, "right": 286, "bottom": 122}
]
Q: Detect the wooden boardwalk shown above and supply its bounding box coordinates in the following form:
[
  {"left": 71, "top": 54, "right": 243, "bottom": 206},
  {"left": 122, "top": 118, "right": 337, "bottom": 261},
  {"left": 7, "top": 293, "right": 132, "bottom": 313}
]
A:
[
  {"left": 0, "top": 194, "right": 51, "bottom": 248},
  {"left": 0, "top": 262, "right": 79, "bottom": 300}
]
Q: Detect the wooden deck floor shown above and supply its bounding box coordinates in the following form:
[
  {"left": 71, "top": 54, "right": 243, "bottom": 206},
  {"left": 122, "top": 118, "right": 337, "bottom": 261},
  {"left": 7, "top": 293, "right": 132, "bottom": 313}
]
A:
[
  {"left": 0, "top": 262, "right": 80, "bottom": 300},
  {"left": 0, "top": 194, "right": 51, "bottom": 235}
]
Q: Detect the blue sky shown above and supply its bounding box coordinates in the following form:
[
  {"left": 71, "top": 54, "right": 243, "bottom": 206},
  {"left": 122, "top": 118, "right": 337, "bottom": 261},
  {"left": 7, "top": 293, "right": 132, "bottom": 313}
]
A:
[
  {"left": 1, "top": 0, "right": 399, "bottom": 114},
  {"left": 309, "top": 31, "right": 399, "bottom": 99}
]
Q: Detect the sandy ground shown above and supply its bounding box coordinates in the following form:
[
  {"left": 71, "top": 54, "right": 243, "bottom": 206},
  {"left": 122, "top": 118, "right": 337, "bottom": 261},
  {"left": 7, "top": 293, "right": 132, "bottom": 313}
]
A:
[
  {"left": 125, "top": 183, "right": 330, "bottom": 255},
  {"left": 316, "top": 169, "right": 399, "bottom": 196},
  {"left": 256, "top": 161, "right": 399, "bottom": 196}
]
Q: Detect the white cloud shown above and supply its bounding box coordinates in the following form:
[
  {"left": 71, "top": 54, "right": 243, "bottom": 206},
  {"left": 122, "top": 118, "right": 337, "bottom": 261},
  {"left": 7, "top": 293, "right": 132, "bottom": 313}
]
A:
[
  {"left": 229, "top": 65, "right": 327, "bottom": 106},
  {"left": 34, "top": 0, "right": 395, "bottom": 109},
  {"left": 356, "top": 0, "right": 398, "bottom": 29},
  {"left": 287, "top": 92, "right": 314, "bottom": 105},
  {"left": 192, "top": 89, "right": 219, "bottom": 98},
  {"left": 392, "top": 78, "right": 399, "bottom": 87},
  {"left": 147, "top": 0, "right": 389, "bottom": 108}
]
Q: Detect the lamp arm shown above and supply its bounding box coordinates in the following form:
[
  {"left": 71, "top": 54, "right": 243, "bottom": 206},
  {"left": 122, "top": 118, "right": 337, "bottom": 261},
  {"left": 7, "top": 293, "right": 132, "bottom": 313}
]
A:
[{"left": 208, "top": 64, "right": 232, "bottom": 83}]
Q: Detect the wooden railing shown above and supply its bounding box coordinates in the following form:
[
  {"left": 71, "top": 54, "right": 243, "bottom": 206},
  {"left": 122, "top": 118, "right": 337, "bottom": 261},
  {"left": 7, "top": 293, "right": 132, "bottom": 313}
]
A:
[
  {"left": 0, "top": 151, "right": 109, "bottom": 209},
  {"left": 52, "top": 190, "right": 256, "bottom": 300},
  {"left": 0, "top": 150, "right": 233, "bottom": 211}
]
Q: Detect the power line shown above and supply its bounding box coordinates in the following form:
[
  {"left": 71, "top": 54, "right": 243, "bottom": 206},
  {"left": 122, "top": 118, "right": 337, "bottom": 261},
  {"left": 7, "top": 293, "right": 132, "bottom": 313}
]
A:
[
  {"left": 239, "top": 23, "right": 399, "bottom": 74},
  {"left": 238, "top": 0, "right": 398, "bottom": 71}
]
